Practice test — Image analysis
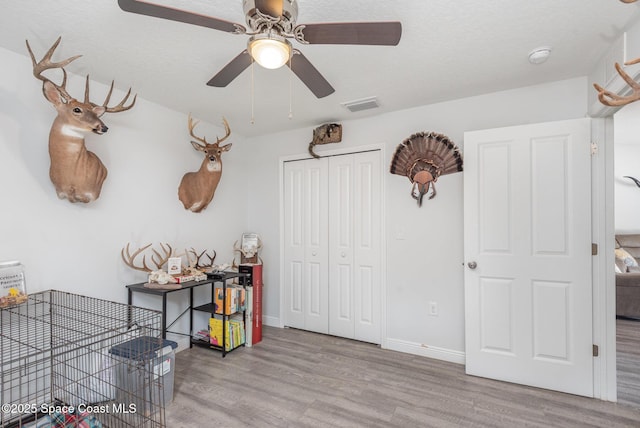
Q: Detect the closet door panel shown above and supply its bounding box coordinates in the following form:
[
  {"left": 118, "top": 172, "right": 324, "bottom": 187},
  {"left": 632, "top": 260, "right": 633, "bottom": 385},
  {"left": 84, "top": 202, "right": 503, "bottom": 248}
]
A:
[
  {"left": 283, "top": 162, "right": 305, "bottom": 329},
  {"left": 353, "top": 151, "right": 381, "bottom": 344},
  {"left": 329, "top": 155, "right": 355, "bottom": 338},
  {"left": 283, "top": 158, "right": 329, "bottom": 333},
  {"left": 303, "top": 159, "right": 329, "bottom": 334}
]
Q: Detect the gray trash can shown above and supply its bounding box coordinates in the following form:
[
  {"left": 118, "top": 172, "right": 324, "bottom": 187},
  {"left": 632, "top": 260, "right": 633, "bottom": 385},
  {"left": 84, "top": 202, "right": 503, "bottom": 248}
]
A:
[{"left": 109, "top": 336, "right": 177, "bottom": 417}]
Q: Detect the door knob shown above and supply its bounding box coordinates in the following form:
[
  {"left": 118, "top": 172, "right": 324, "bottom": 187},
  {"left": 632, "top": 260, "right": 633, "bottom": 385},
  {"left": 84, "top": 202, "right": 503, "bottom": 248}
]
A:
[
  {"left": 341, "top": 252, "right": 346, "bottom": 258},
  {"left": 312, "top": 251, "right": 317, "bottom": 256},
  {"left": 467, "top": 261, "right": 477, "bottom": 269}
]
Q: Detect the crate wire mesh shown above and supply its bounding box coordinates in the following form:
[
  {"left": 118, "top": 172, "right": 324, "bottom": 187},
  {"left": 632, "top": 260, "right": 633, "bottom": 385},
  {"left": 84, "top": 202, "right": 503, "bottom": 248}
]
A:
[{"left": 1, "top": 290, "right": 167, "bottom": 427}]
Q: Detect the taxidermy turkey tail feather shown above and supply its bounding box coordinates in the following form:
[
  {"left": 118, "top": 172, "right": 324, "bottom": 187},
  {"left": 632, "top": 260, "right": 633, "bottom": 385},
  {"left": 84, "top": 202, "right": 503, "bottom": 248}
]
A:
[{"left": 390, "top": 131, "right": 463, "bottom": 206}]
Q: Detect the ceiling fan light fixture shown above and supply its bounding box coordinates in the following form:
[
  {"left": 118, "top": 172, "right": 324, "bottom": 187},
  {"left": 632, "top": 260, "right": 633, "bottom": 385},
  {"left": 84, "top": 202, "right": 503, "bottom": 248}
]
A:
[{"left": 248, "top": 34, "right": 291, "bottom": 69}]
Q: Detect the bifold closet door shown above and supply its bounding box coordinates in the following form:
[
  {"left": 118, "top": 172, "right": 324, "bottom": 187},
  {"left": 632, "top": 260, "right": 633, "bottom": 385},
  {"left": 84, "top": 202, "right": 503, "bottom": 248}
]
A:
[
  {"left": 328, "top": 151, "right": 381, "bottom": 344},
  {"left": 283, "top": 158, "right": 329, "bottom": 334}
]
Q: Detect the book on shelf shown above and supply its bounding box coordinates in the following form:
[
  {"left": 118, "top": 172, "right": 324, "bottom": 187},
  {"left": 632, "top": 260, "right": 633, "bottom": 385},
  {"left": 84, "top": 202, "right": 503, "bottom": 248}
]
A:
[
  {"left": 245, "top": 287, "right": 253, "bottom": 348},
  {"left": 194, "top": 329, "right": 209, "bottom": 342},
  {"left": 209, "top": 317, "right": 245, "bottom": 351},
  {"left": 214, "top": 286, "right": 245, "bottom": 315}
]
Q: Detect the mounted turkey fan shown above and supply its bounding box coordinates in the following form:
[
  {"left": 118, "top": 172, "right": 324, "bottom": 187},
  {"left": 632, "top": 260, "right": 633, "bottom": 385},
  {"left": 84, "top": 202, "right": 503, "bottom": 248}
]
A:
[
  {"left": 390, "top": 132, "right": 463, "bottom": 207},
  {"left": 118, "top": 0, "right": 402, "bottom": 98}
]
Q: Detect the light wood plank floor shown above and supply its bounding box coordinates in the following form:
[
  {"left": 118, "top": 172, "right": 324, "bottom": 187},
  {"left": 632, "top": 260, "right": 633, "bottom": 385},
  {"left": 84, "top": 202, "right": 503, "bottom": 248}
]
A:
[
  {"left": 618, "top": 318, "right": 640, "bottom": 409},
  {"left": 165, "top": 326, "right": 640, "bottom": 427}
]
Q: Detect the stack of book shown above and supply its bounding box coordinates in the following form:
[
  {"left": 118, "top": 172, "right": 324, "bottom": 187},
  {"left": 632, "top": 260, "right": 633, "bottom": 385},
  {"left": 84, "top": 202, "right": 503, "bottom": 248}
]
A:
[
  {"left": 213, "top": 286, "right": 246, "bottom": 315},
  {"left": 209, "top": 318, "right": 245, "bottom": 351}
]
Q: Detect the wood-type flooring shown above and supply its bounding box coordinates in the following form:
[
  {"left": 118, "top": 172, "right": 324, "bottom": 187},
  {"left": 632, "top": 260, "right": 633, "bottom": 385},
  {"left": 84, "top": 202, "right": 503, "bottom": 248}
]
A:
[{"left": 165, "top": 325, "right": 640, "bottom": 427}]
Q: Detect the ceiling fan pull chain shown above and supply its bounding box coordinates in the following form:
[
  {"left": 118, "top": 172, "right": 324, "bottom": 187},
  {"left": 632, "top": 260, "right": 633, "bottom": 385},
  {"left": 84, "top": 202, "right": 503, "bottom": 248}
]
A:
[
  {"left": 250, "top": 59, "right": 255, "bottom": 125},
  {"left": 289, "top": 55, "right": 293, "bottom": 119}
]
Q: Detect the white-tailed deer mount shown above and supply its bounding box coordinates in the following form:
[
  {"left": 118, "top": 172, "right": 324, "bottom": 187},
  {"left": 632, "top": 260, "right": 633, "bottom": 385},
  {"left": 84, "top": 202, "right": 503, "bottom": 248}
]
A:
[
  {"left": 594, "top": 57, "right": 640, "bottom": 107},
  {"left": 178, "top": 114, "right": 232, "bottom": 213},
  {"left": 26, "top": 37, "right": 136, "bottom": 203},
  {"left": 308, "top": 123, "right": 342, "bottom": 159}
]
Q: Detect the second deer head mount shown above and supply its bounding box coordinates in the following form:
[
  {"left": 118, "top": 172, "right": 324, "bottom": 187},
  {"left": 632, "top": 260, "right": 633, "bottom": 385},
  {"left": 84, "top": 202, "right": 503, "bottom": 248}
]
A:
[
  {"left": 178, "top": 114, "right": 232, "bottom": 213},
  {"left": 26, "top": 37, "right": 136, "bottom": 203}
]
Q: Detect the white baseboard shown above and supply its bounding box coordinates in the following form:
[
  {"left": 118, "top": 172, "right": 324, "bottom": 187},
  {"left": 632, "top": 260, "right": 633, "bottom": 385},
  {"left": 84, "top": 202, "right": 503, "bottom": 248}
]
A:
[
  {"left": 257, "top": 317, "right": 464, "bottom": 365},
  {"left": 262, "top": 315, "right": 280, "bottom": 327},
  {"left": 384, "top": 337, "right": 465, "bottom": 365}
]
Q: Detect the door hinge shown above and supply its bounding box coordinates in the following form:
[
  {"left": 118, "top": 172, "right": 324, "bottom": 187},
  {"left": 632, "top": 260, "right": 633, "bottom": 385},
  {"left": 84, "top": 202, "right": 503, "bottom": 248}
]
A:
[
  {"left": 592, "top": 243, "right": 598, "bottom": 256},
  {"left": 593, "top": 344, "right": 599, "bottom": 357},
  {"left": 591, "top": 142, "right": 599, "bottom": 156}
]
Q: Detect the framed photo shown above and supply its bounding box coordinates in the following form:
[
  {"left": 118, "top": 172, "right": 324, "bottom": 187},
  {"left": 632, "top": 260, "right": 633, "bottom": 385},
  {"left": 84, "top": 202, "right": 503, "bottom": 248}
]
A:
[{"left": 167, "top": 257, "right": 182, "bottom": 275}]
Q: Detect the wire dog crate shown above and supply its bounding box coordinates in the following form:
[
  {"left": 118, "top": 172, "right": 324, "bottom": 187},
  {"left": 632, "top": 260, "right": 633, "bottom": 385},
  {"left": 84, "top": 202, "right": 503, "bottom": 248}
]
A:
[{"left": 0, "top": 290, "right": 168, "bottom": 427}]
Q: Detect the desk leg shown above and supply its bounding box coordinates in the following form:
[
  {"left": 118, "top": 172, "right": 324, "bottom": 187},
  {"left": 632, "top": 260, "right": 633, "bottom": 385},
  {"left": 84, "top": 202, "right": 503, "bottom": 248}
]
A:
[
  {"left": 162, "top": 294, "right": 167, "bottom": 340},
  {"left": 189, "top": 287, "right": 194, "bottom": 348},
  {"left": 127, "top": 288, "right": 133, "bottom": 329}
]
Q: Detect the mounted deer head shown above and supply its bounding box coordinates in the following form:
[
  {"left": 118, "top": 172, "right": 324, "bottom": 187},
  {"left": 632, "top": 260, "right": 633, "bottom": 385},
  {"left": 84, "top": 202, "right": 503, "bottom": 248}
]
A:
[
  {"left": 178, "top": 114, "right": 232, "bottom": 213},
  {"left": 26, "top": 37, "right": 136, "bottom": 203},
  {"left": 594, "top": 57, "right": 640, "bottom": 107}
]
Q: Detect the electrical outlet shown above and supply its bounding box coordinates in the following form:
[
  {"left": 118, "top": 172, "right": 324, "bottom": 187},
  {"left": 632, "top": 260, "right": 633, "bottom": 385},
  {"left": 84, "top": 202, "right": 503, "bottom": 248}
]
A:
[{"left": 428, "top": 301, "right": 438, "bottom": 316}]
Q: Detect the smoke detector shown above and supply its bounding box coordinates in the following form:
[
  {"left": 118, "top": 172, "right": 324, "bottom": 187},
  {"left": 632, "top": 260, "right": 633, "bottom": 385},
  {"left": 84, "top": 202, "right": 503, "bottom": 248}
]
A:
[
  {"left": 528, "top": 46, "right": 552, "bottom": 64},
  {"left": 341, "top": 96, "right": 380, "bottom": 113}
]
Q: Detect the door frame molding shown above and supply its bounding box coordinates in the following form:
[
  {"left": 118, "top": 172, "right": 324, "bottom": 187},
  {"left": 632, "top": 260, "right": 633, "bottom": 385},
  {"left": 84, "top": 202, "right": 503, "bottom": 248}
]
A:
[
  {"left": 590, "top": 117, "right": 617, "bottom": 401},
  {"left": 278, "top": 144, "right": 387, "bottom": 347}
]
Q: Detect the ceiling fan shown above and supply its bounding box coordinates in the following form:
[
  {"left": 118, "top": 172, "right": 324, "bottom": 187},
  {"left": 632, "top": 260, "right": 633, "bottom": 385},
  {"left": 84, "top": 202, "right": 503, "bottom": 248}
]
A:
[{"left": 118, "top": 0, "right": 402, "bottom": 98}]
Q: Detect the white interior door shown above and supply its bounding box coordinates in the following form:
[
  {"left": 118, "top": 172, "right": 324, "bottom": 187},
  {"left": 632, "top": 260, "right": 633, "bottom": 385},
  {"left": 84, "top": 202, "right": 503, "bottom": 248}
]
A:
[
  {"left": 464, "top": 118, "right": 594, "bottom": 397},
  {"left": 283, "top": 158, "right": 328, "bottom": 334},
  {"left": 328, "top": 151, "right": 381, "bottom": 343}
]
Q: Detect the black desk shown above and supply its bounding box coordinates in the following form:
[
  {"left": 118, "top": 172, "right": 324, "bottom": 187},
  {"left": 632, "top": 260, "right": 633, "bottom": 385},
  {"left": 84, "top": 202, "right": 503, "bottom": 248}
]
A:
[{"left": 126, "top": 272, "right": 247, "bottom": 341}]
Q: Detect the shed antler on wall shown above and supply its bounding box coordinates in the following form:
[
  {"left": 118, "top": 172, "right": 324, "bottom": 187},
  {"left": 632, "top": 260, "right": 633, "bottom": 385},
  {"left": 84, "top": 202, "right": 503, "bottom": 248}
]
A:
[
  {"left": 26, "top": 37, "right": 136, "bottom": 203},
  {"left": 178, "top": 114, "right": 232, "bottom": 213},
  {"left": 594, "top": 57, "right": 640, "bottom": 107}
]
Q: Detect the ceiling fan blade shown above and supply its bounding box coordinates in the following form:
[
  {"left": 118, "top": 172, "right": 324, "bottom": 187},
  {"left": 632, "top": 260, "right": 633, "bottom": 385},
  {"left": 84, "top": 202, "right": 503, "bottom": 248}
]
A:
[
  {"left": 297, "top": 22, "right": 402, "bottom": 45},
  {"left": 288, "top": 50, "right": 335, "bottom": 99},
  {"left": 118, "top": 0, "right": 246, "bottom": 34},
  {"left": 207, "top": 51, "right": 253, "bottom": 87},
  {"left": 255, "top": 0, "right": 283, "bottom": 18}
]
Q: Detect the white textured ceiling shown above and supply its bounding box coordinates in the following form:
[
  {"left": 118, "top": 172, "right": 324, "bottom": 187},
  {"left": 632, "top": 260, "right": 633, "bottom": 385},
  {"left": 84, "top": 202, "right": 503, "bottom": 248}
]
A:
[{"left": 2, "top": 0, "right": 640, "bottom": 138}]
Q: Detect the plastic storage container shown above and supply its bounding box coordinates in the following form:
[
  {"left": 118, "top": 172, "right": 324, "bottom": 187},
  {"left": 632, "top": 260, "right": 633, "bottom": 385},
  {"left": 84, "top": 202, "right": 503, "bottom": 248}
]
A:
[
  {"left": 109, "top": 337, "right": 178, "bottom": 417},
  {"left": 0, "top": 261, "right": 27, "bottom": 308}
]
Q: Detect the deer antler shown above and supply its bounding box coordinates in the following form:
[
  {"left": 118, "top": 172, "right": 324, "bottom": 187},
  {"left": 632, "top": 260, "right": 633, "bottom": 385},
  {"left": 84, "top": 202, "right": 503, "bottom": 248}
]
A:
[
  {"left": 594, "top": 57, "right": 640, "bottom": 107},
  {"left": 121, "top": 243, "right": 153, "bottom": 272},
  {"left": 216, "top": 118, "right": 231, "bottom": 145},
  {"left": 188, "top": 113, "right": 208, "bottom": 146},
  {"left": 188, "top": 248, "right": 217, "bottom": 269},
  {"left": 26, "top": 36, "right": 81, "bottom": 99},
  {"left": 187, "top": 114, "right": 231, "bottom": 147},
  {"left": 151, "top": 243, "right": 173, "bottom": 270},
  {"left": 85, "top": 76, "right": 137, "bottom": 113},
  {"left": 201, "top": 250, "right": 217, "bottom": 268}
]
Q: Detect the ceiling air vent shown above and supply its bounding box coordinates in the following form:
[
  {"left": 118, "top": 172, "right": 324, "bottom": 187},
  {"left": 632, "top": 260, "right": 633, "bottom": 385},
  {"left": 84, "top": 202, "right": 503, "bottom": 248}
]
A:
[{"left": 341, "top": 96, "right": 379, "bottom": 113}]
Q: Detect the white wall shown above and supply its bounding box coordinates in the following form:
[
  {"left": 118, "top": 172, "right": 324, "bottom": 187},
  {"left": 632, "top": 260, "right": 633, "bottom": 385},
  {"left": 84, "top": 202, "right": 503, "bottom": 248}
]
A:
[
  {"left": 245, "top": 76, "right": 589, "bottom": 361},
  {"left": 614, "top": 101, "right": 640, "bottom": 233},
  {"left": 0, "top": 41, "right": 592, "bottom": 361},
  {"left": 0, "top": 47, "right": 249, "bottom": 335}
]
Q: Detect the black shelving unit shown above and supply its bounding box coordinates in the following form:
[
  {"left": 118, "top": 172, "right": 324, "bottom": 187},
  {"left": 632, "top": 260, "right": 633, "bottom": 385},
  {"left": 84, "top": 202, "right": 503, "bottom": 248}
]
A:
[
  {"left": 126, "top": 271, "right": 250, "bottom": 357},
  {"left": 191, "top": 272, "right": 250, "bottom": 357}
]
